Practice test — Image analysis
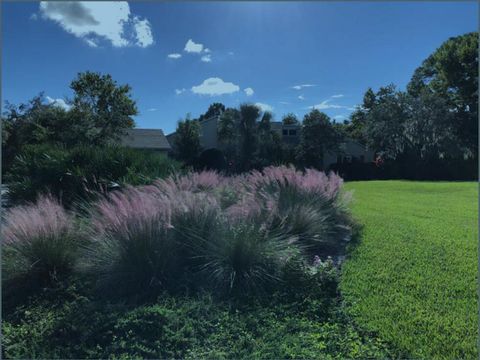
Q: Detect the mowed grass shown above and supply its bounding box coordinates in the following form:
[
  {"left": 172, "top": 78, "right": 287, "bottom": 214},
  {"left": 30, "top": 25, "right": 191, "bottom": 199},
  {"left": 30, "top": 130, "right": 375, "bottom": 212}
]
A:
[{"left": 341, "top": 181, "right": 478, "bottom": 359}]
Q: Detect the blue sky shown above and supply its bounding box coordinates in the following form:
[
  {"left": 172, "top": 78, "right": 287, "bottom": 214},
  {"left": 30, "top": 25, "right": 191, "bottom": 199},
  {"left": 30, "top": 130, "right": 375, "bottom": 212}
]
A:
[{"left": 2, "top": 1, "right": 477, "bottom": 134}]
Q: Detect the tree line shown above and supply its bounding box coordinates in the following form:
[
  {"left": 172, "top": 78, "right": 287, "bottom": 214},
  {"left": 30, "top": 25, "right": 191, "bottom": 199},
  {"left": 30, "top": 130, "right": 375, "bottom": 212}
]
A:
[{"left": 174, "top": 32, "right": 478, "bottom": 179}]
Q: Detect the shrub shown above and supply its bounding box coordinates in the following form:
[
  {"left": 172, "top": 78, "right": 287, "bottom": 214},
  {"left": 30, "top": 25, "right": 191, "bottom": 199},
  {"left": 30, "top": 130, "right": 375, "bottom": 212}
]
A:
[
  {"left": 5, "top": 144, "right": 181, "bottom": 208},
  {"left": 82, "top": 187, "right": 178, "bottom": 297},
  {"left": 2, "top": 195, "right": 82, "bottom": 287}
]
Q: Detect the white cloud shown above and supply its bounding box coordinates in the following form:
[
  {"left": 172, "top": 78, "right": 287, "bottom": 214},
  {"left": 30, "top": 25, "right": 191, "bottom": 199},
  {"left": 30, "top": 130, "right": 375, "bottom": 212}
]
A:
[
  {"left": 39, "top": 1, "right": 154, "bottom": 48},
  {"left": 191, "top": 77, "right": 240, "bottom": 96},
  {"left": 200, "top": 54, "right": 212, "bottom": 62},
  {"left": 204, "top": 48, "right": 211, "bottom": 53},
  {"left": 292, "top": 84, "right": 316, "bottom": 90},
  {"left": 168, "top": 53, "right": 182, "bottom": 59},
  {"left": 255, "top": 102, "right": 274, "bottom": 112},
  {"left": 244, "top": 87, "right": 254, "bottom": 96},
  {"left": 30, "top": 13, "right": 38, "bottom": 20},
  {"left": 133, "top": 16, "right": 154, "bottom": 48},
  {"left": 85, "top": 38, "right": 98, "bottom": 47},
  {"left": 184, "top": 39, "right": 204, "bottom": 53},
  {"left": 46, "top": 96, "right": 71, "bottom": 110},
  {"left": 175, "top": 88, "right": 186, "bottom": 95},
  {"left": 147, "top": 108, "right": 158, "bottom": 112},
  {"left": 309, "top": 99, "right": 345, "bottom": 110},
  {"left": 298, "top": 95, "right": 305, "bottom": 100},
  {"left": 331, "top": 94, "right": 344, "bottom": 98}
]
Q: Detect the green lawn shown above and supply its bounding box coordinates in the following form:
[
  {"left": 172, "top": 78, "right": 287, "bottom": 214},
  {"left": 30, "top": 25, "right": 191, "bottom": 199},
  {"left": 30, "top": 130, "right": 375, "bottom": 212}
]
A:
[{"left": 341, "top": 181, "right": 478, "bottom": 359}]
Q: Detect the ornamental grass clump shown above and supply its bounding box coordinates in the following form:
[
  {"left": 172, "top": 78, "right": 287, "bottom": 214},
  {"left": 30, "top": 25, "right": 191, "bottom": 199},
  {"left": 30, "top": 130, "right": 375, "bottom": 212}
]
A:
[
  {"left": 83, "top": 187, "right": 178, "bottom": 296},
  {"left": 2, "top": 195, "right": 81, "bottom": 286}
]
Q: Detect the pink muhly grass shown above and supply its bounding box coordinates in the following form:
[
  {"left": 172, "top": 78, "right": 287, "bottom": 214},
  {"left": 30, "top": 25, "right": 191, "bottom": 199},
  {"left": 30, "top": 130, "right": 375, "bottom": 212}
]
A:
[
  {"left": 243, "top": 165, "right": 344, "bottom": 200},
  {"left": 92, "top": 186, "right": 173, "bottom": 235},
  {"left": 2, "top": 194, "right": 79, "bottom": 282},
  {"left": 154, "top": 170, "right": 226, "bottom": 195},
  {"left": 3, "top": 195, "right": 73, "bottom": 245}
]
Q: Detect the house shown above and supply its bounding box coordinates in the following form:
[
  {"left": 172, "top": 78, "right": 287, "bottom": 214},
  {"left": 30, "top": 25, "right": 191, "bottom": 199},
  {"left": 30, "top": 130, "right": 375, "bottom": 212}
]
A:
[
  {"left": 166, "top": 115, "right": 374, "bottom": 169},
  {"left": 120, "top": 128, "right": 171, "bottom": 154}
]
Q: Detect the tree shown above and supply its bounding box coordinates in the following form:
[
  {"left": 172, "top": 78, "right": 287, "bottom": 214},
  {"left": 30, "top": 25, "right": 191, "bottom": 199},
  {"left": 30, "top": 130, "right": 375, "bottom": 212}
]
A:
[
  {"left": 282, "top": 113, "right": 299, "bottom": 125},
  {"left": 297, "top": 109, "right": 343, "bottom": 169},
  {"left": 1, "top": 93, "right": 72, "bottom": 171},
  {"left": 407, "top": 32, "right": 478, "bottom": 158},
  {"left": 69, "top": 71, "right": 137, "bottom": 145},
  {"left": 173, "top": 116, "right": 202, "bottom": 165},
  {"left": 198, "top": 102, "right": 225, "bottom": 122},
  {"left": 254, "top": 111, "right": 284, "bottom": 167},
  {"left": 238, "top": 104, "right": 261, "bottom": 171},
  {"left": 363, "top": 84, "right": 408, "bottom": 160},
  {"left": 218, "top": 107, "right": 241, "bottom": 169}
]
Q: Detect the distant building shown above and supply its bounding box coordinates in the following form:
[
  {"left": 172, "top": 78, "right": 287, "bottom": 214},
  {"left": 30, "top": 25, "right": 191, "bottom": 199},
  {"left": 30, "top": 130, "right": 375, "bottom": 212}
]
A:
[
  {"left": 166, "top": 115, "right": 374, "bottom": 169},
  {"left": 120, "top": 128, "right": 171, "bottom": 154}
]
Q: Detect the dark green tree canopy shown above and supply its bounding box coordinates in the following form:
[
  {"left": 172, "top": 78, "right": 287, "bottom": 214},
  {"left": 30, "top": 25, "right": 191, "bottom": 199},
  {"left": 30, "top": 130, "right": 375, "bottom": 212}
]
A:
[
  {"left": 198, "top": 103, "right": 226, "bottom": 122},
  {"left": 407, "top": 32, "right": 478, "bottom": 156},
  {"left": 70, "top": 71, "right": 137, "bottom": 145},
  {"left": 282, "top": 113, "right": 299, "bottom": 125},
  {"left": 173, "top": 117, "right": 202, "bottom": 165},
  {"left": 297, "top": 109, "right": 344, "bottom": 169}
]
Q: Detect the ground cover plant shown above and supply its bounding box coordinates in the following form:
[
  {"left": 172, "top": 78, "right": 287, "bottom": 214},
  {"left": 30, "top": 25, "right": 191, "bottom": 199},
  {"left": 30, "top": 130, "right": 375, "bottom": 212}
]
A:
[
  {"left": 2, "top": 166, "right": 393, "bottom": 359},
  {"left": 341, "top": 181, "right": 478, "bottom": 359}
]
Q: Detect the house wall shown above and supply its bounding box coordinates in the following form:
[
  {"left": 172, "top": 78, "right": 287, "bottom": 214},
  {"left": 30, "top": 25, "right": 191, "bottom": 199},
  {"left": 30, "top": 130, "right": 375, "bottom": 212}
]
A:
[
  {"left": 325, "top": 140, "right": 374, "bottom": 169},
  {"left": 199, "top": 117, "right": 219, "bottom": 150}
]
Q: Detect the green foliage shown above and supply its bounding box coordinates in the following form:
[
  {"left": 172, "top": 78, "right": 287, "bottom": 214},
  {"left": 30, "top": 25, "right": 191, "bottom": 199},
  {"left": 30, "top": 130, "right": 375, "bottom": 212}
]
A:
[
  {"left": 362, "top": 84, "right": 409, "bottom": 160},
  {"left": 282, "top": 113, "right": 299, "bottom": 125},
  {"left": 297, "top": 109, "right": 344, "bottom": 169},
  {"left": 5, "top": 144, "right": 181, "bottom": 208},
  {"left": 341, "top": 181, "right": 478, "bottom": 359},
  {"left": 174, "top": 117, "right": 203, "bottom": 165},
  {"left": 198, "top": 102, "right": 226, "bottom": 122},
  {"left": 408, "top": 32, "right": 478, "bottom": 157},
  {"left": 2, "top": 277, "right": 391, "bottom": 360},
  {"left": 69, "top": 71, "right": 137, "bottom": 145},
  {"left": 2, "top": 72, "right": 138, "bottom": 172}
]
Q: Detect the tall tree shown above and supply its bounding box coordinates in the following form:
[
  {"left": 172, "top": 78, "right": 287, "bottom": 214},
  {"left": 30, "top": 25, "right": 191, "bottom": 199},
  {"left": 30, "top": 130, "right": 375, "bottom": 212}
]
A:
[
  {"left": 363, "top": 84, "right": 408, "bottom": 160},
  {"left": 297, "top": 109, "right": 343, "bottom": 169},
  {"left": 407, "top": 32, "right": 478, "bottom": 158},
  {"left": 198, "top": 102, "right": 225, "bottom": 122},
  {"left": 282, "top": 113, "right": 299, "bottom": 125},
  {"left": 70, "top": 71, "right": 137, "bottom": 145},
  {"left": 238, "top": 104, "right": 261, "bottom": 171},
  {"left": 173, "top": 117, "right": 202, "bottom": 165}
]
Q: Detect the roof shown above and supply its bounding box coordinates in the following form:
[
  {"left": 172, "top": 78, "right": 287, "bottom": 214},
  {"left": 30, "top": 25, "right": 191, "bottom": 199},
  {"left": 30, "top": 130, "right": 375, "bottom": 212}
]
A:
[{"left": 120, "top": 128, "right": 171, "bottom": 150}]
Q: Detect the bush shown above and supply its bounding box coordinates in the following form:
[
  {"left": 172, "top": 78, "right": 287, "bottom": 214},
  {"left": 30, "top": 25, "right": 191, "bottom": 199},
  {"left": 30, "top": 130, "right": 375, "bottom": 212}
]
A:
[
  {"left": 2, "top": 195, "right": 83, "bottom": 288},
  {"left": 79, "top": 166, "right": 352, "bottom": 298},
  {"left": 4, "top": 144, "right": 182, "bottom": 208},
  {"left": 81, "top": 187, "right": 179, "bottom": 298}
]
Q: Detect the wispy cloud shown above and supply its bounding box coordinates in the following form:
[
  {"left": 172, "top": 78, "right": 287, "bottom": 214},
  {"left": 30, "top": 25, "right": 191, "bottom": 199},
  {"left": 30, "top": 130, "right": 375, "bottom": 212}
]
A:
[
  {"left": 292, "top": 84, "right": 316, "bottom": 90},
  {"left": 298, "top": 95, "right": 305, "bottom": 100},
  {"left": 331, "top": 94, "right": 344, "bottom": 98},
  {"left": 175, "top": 88, "right": 186, "bottom": 95},
  {"left": 309, "top": 99, "right": 345, "bottom": 110},
  {"left": 255, "top": 102, "right": 274, "bottom": 112},
  {"left": 147, "top": 108, "right": 158, "bottom": 112},
  {"left": 168, "top": 53, "right": 182, "bottom": 59},
  {"left": 244, "top": 87, "right": 254, "bottom": 96},
  {"left": 191, "top": 77, "right": 240, "bottom": 96},
  {"left": 39, "top": 1, "right": 153, "bottom": 48}
]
